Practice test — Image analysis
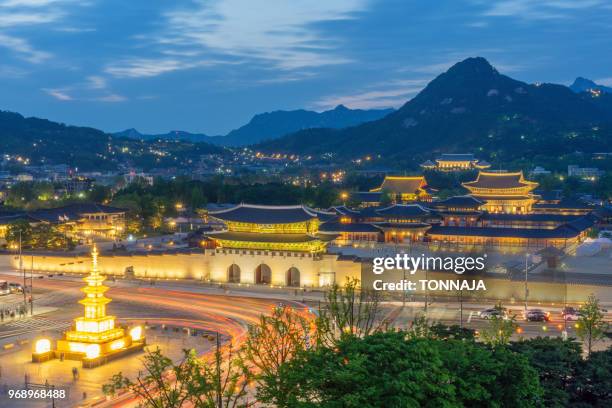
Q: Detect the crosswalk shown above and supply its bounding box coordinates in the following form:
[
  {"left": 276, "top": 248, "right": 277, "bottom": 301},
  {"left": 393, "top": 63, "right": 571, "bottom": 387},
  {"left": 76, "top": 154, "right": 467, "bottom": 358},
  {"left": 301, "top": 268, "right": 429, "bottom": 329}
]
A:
[{"left": 0, "top": 317, "right": 71, "bottom": 339}]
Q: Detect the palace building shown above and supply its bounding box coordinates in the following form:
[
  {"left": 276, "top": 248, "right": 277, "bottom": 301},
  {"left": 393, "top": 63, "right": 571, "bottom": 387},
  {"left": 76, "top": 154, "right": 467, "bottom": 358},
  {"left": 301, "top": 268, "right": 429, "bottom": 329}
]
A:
[
  {"left": 368, "top": 175, "right": 432, "bottom": 203},
  {"left": 420, "top": 153, "right": 491, "bottom": 171},
  {"left": 201, "top": 204, "right": 358, "bottom": 287},
  {"left": 206, "top": 204, "right": 335, "bottom": 254},
  {"left": 317, "top": 170, "right": 600, "bottom": 249},
  {"left": 462, "top": 171, "right": 538, "bottom": 214},
  {"left": 0, "top": 203, "right": 126, "bottom": 240}
]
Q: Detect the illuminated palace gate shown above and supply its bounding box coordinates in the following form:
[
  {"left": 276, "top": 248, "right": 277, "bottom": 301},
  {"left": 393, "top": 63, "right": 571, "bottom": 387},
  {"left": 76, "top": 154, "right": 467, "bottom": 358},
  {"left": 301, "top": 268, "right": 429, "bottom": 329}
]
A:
[{"left": 226, "top": 262, "right": 300, "bottom": 287}]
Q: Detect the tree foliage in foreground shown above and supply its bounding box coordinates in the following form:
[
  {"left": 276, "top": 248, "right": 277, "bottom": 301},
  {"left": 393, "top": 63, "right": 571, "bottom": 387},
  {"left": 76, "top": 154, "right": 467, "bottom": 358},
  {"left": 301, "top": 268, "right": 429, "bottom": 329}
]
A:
[{"left": 260, "top": 331, "right": 543, "bottom": 408}]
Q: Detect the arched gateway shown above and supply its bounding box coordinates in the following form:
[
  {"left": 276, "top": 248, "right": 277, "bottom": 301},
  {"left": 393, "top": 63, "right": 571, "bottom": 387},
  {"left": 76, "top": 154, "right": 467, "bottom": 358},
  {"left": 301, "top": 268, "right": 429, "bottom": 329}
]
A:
[
  {"left": 227, "top": 264, "right": 241, "bottom": 283},
  {"left": 255, "top": 264, "right": 272, "bottom": 285},
  {"left": 286, "top": 267, "right": 300, "bottom": 287}
]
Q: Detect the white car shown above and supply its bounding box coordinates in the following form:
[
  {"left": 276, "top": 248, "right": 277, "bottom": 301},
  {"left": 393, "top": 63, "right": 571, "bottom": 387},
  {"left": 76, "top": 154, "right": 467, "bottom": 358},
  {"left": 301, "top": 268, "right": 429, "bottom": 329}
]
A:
[{"left": 479, "top": 308, "right": 508, "bottom": 320}]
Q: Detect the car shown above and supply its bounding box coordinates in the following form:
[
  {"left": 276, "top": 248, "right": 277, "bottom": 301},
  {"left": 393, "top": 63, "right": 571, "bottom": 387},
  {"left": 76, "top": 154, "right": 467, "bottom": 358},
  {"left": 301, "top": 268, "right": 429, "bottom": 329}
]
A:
[
  {"left": 525, "top": 309, "right": 550, "bottom": 322},
  {"left": 8, "top": 283, "right": 23, "bottom": 294},
  {"left": 479, "top": 307, "right": 509, "bottom": 320},
  {"left": 562, "top": 307, "right": 582, "bottom": 321}
]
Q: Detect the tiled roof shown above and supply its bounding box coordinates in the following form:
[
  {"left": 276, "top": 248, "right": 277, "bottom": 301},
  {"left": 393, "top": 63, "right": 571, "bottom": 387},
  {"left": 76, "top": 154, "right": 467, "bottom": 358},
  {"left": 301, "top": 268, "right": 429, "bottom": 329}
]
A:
[
  {"left": 431, "top": 195, "right": 484, "bottom": 208},
  {"left": 209, "top": 204, "right": 319, "bottom": 224},
  {"left": 319, "top": 222, "right": 382, "bottom": 233},
  {"left": 463, "top": 171, "right": 537, "bottom": 190},
  {"left": 0, "top": 212, "right": 39, "bottom": 225},
  {"left": 329, "top": 206, "right": 361, "bottom": 216},
  {"left": 437, "top": 153, "right": 475, "bottom": 162},
  {"left": 481, "top": 213, "right": 582, "bottom": 222},
  {"left": 350, "top": 191, "right": 382, "bottom": 202},
  {"left": 533, "top": 199, "right": 594, "bottom": 210},
  {"left": 28, "top": 203, "right": 125, "bottom": 223},
  {"left": 375, "top": 204, "right": 431, "bottom": 218},
  {"left": 371, "top": 176, "right": 426, "bottom": 194},
  {"left": 208, "top": 231, "right": 323, "bottom": 243},
  {"left": 426, "top": 225, "right": 582, "bottom": 239}
]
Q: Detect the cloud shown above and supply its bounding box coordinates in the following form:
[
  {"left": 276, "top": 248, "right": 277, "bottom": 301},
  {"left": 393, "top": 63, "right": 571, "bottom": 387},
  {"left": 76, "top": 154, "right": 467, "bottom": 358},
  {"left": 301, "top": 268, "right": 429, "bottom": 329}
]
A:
[
  {"left": 0, "top": 0, "right": 91, "bottom": 64},
  {"left": 94, "top": 94, "right": 127, "bottom": 102},
  {"left": 43, "top": 88, "right": 73, "bottom": 100},
  {"left": 0, "top": 0, "right": 64, "bottom": 6},
  {"left": 0, "top": 33, "right": 50, "bottom": 62},
  {"left": 313, "top": 79, "right": 428, "bottom": 110},
  {"left": 594, "top": 77, "right": 612, "bottom": 86},
  {"left": 108, "top": 0, "right": 369, "bottom": 78},
  {"left": 105, "top": 58, "right": 201, "bottom": 78},
  {"left": 86, "top": 75, "right": 106, "bottom": 89},
  {"left": 0, "top": 11, "right": 60, "bottom": 27},
  {"left": 476, "top": 0, "right": 605, "bottom": 20}
]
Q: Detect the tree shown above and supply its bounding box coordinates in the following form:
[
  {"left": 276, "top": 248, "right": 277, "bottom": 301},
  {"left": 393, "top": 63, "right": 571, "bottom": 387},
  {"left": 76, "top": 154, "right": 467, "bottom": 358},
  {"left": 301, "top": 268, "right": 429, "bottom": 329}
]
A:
[
  {"left": 267, "top": 331, "right": 544, "bottom": 408},
  {"left": 571, "top": 346, "right": 612, "bottom": 406},
  {"left": 316, "top": 277, "right": 383, "bottom": 345},
  {"left": 510, "top": 337, "right": 583, "bottom": 407},
  {"left": 5, "top": 219, "right": 33, "bottom": 248},
  {"left": 103, "top": 347, "right": 253, "bottom": 408},
  {"left": 243, "top": 306, "right": 315, "bottom": 406},
  {"left": 269, "top": 332, "right": 456, "bottom": 407},
  {"left": 577, "top": 294, "right": 609, "bottom": 356},
  {"left": 480, "top": 303, "right": 517, "bottom": 347}
]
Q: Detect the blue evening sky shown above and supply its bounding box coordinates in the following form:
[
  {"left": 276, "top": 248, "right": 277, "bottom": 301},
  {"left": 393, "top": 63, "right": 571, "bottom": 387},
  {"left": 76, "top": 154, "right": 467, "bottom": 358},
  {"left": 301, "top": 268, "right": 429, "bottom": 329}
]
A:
[{"left": 0, "top": 0, "right": 611, "bottom": 135}]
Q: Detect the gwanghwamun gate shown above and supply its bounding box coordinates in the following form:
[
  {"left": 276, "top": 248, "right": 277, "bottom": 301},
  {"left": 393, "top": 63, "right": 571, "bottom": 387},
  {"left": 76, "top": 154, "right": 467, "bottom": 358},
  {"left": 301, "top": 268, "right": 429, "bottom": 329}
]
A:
[{"left": 8, "top": 170, "right": 612, "bottom": 302}]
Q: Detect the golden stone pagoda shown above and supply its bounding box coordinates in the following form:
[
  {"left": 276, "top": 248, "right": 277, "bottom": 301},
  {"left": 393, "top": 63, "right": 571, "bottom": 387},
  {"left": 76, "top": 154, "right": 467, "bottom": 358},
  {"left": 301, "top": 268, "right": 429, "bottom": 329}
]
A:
[{"left": 33, "top": 245, "right": 145, "bottom": 368}]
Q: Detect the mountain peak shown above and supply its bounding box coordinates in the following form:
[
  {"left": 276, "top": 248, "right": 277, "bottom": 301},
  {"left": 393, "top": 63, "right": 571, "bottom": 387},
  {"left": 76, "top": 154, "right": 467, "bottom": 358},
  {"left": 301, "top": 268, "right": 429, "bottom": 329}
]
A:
[
  {"left": 333, "top": 104, "right": 349, "bottom": 111},
  {"left": 569, "top": 77, "right": 612, "bottom": 94},
  {"left": 446, "top": 57, "right": 498, "bottom": 77}
]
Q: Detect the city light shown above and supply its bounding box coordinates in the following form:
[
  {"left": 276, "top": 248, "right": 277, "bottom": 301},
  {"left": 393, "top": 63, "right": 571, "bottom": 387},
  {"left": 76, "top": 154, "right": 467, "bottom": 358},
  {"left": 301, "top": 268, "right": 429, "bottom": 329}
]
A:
[
  {"left": 130, "top": 326, "right": 143, "bottom": 341},
  {"left": 86, "top": 344, "right": 101, "bottom": 359},
  {"left": 35, "top": 339, "right": 51, "bottom": 354}
]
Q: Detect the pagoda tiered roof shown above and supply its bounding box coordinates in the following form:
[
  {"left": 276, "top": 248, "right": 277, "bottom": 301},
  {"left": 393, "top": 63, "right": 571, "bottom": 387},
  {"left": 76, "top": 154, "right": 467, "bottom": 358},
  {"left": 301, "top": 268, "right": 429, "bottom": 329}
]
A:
[
  {"left": 375, "top": 203, "right": 431, "bottom": 217},
  {"left": 462, "top": 171, "right": 538, "bottom": 191},
  {"left": 436, "top": 153, "right": 476, "bottom": 162},
  {"left": 209, "top": 204, "right": 320, "bottom": 224},
  {"left": 431, "top": 195, "right": 485, "bottom": 208},
  {"left": 370, "top": 176, "right": 427, "bottom": 194}
]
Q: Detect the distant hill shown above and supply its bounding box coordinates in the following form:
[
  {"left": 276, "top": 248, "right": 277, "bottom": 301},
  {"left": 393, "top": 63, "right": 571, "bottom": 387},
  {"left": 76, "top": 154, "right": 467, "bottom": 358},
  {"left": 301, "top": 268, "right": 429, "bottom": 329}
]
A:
[
  {"left": 114, "top": 105, "right": 393, "bottom": 146},
  {"left": 258, "top": 57, "right": 612, "bottom": 164},
  {"left": 0, "top": 111, "right": 223, "bottom": 171},
  {"left": 113, "top": 128, "right": 217, "bottom": 143},
  {"left": 218, "top": 105, "right": 394, "bottom": 146},
  {"left": 569, "top": 77, "right": 612, "bottom": 94}
]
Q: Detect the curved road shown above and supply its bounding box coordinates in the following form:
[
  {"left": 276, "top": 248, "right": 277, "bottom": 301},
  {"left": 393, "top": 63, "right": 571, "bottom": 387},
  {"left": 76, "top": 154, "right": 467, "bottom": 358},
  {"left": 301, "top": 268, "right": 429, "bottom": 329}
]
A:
[{"left": 0, "top": 273, "right": 305, "bottom": 407}]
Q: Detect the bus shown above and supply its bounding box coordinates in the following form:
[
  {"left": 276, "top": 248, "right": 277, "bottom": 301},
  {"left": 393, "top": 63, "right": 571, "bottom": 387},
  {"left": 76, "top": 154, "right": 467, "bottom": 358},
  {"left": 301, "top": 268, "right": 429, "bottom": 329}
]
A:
[{"left": 0, "top": 281, "right": 10, "bottom": 296}]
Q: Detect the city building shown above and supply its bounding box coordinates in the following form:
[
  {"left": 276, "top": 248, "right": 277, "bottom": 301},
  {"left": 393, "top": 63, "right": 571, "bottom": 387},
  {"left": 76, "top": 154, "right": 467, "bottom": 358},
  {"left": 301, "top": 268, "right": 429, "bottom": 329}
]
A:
[
  {"left": 530, "top": 166, "right": 551, "bottom": 177},
  {"left": 462, "top": 171, "right": 538, "bottom": 214},
  {"left": 567, "top": 165, "right": 604, "bottom": 181},
  {"left": 420, "top": 153, "right": 490, "bottom": 171},
  {"left": 0, "top": 203, "right": 126, "bottom": 240},
  {"left": 32, "top": 246, "right": 145, "bottom": 367},
  {"left": 64, "top": 176, "right": 94, "bottom": 195}
]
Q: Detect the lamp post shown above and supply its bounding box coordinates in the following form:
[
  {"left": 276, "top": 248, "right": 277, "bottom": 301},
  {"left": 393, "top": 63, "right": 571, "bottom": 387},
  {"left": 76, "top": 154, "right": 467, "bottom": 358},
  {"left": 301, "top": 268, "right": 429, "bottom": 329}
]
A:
[
  {"left": 524, "top": 253, "right": 530, "bottom": 313},
  {"left": 20, "top": 231, "right": 27, "bottom": 314}
]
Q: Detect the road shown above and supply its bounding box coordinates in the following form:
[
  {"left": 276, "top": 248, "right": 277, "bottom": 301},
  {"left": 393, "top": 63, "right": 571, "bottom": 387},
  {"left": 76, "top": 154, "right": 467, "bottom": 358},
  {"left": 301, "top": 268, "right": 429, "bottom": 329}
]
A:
[
  {"left": 0, "top": 270, "right": 609, "bottom": 407},
  {"left": 0, "top": 273, "right": 304, "bottom": 408}
]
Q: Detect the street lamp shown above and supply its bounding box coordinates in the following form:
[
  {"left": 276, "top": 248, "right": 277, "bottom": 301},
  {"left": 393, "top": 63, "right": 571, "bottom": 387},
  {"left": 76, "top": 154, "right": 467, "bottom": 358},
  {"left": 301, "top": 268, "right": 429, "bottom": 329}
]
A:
[{"left": 524, "top": 253, "right": 530, "bottom": 313}]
